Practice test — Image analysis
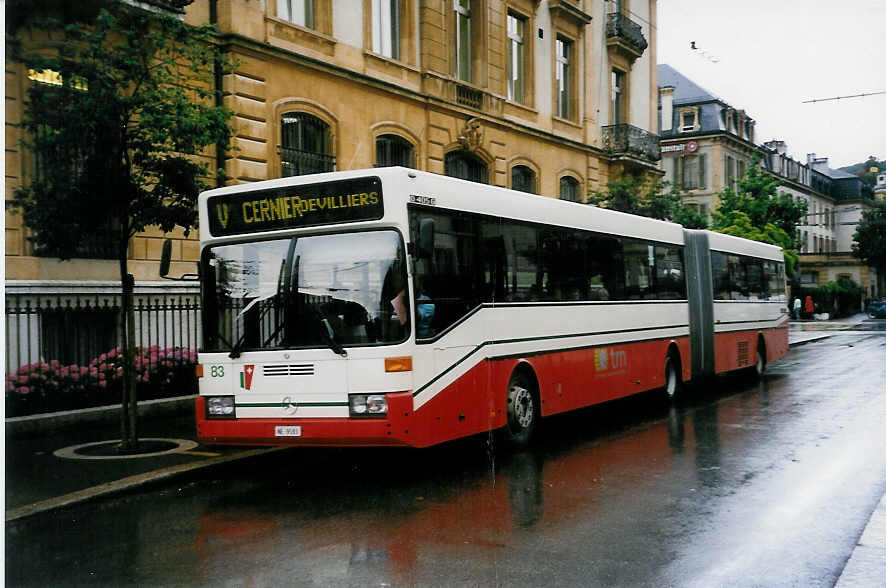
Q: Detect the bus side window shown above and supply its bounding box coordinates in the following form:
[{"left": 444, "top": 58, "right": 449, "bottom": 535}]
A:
[
  {"left": 655, "top": 244, "right": 685, "bottom": 300},
  {"left": 745, "top": 258, "right": 765, "bottom": 301},
  {"left": 500, "top": 221, "right": 540, "bottom": 302},
  {"left": 728, "top": 255, "right": 748, "bottom": 300},
  {"left": 711, "top": 251, "right": 730, "bottom": 300},
  {"left": 623, "top": 240, "right": 652, "bottom": 300}
]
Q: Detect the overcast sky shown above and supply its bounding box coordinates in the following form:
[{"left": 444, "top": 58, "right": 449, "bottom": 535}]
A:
[{"left": 657, "top": 0, "right": 886, "bottom": 169}]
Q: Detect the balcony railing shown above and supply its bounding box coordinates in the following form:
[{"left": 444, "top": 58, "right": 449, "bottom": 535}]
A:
[
  {"left": 605, "top": 12, "right": 648, "bottom": 59},
  {"left": 602, "top": 124, "right": 661, "bottom": 163}
]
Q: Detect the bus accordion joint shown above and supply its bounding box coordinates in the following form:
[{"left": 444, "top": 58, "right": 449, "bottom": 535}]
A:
[{"left": 385, "top": 356, "right": 413, "bottom": 372}]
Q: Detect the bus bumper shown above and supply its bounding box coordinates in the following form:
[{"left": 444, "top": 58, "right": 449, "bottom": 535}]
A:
[{"left": 194, "top": 393, "right": 421, "bottom": 448}]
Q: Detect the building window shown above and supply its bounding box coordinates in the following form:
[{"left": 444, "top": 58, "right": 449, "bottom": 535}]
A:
[
  {"left": 725, "top": 155, "right": 737, "bottom": 191},
  {"left": 611, "top": 69, "right": 625, "bottom": 124},
  {"left": 680, "top": 154, "right": 706, "bottom": 190},
  {"left": 507, "top": 12, "right": 526, "bottom": 103},
  {"left": 445, "top": 150, "right": 487, "bottom": 184},
  {"left": 455, "top": 0, "right": 472, "bottom": 82},
  {"left": 556, "top": 36, "right": 572, "bottom": 119},
  {"left": 375, "top": 134, "right": 414, "bottom": 167},
  {"left": 372, "top": 0, "right": 400, "bottom": 59},
  {"left": 280, "top": 112, "right": 334, "bottom": 176},
  {"left": 800, "top": 271, "right": 818, "bottom": 286},
  {"left": 511, "top": 165, "right": 536, "bottom": 194},
  {"left": 559, "top": 175, "right": 580, "bottom": 202},
  {"left": 680, "top": 109, "right": 696, "bottom": 132},
  {"left": 277, "top": 0, "right": 314, "bottom": 28}
]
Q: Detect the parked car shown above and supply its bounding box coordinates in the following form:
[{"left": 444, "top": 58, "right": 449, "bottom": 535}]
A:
[{"left": 867, "top": 300, "right": 886, "bottom": 319}]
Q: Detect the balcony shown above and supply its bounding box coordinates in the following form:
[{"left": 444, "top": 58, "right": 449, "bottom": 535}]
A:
[
  {"left": 605, "top": 12, "right": 648, "bottom": 62},
  {"left": 602, "top": 124, "right": 661, "bottom": 164}
]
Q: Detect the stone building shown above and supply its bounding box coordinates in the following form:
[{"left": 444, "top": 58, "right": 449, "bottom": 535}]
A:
[
  {"left": 6, "top": 0, "right": 662, "bottom": 284},
  {"left": 657, "top": 63, "right": 757, "bottom": 220},
  {"left": 5, "top": 0, "right": 662, "bottom": 366}
]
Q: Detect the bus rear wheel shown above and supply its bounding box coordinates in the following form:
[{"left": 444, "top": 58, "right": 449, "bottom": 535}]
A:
[
  {"left": 664, "top": 353, "right": 681, "bottom": 401},
  {"left": 504, "top": 370, "right": 539, "bottom": 448},
  {"left": 754, "top": 340, "right": 767, "bottom": 378}
]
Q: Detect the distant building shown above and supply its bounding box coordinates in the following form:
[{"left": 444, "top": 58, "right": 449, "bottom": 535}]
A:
[
  {"left": 779, "top": 152, "right": 879, "bottom": 301},
  {"left": 657, "top": 63, "right": 757, "bottom": 220},
  {"left": 875, "top": 172, "right": 886, "bottom": 200},
  {"left": 657, "top": 64, "right": 880, "bottom": 302}
]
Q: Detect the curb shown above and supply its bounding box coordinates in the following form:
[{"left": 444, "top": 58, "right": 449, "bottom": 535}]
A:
[
  {"left": 5, "top": 446, "right": 289, "bottom": 523},
  {"left": 5, "top": 395, "right": 196, "bottom": 438},
  {"left": 835, "top": 494, "right": 886, "bottom": 587},
  {"left": 788, "top": 334, "right": 833, "bottom": 347}
]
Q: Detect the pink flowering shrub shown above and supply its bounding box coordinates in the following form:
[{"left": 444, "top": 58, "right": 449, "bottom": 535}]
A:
[{"left": 5, "top": 346, "right": 198, "bottom": 417}]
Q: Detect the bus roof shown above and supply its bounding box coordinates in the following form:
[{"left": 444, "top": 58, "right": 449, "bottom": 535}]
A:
[
  {"left": 705, "top": 230, "right": 784, "bottom": 261},
  {"left": 201, "top": 167, "right": 768, "bottom": 248}
]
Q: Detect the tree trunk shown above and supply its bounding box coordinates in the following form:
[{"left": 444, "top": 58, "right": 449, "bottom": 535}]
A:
[{"left": 118, "top": 261, "right": 139, "bottom": 452}]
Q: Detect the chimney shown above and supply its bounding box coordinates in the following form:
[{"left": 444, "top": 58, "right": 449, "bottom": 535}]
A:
[
  {"left": 764, "top": 140, "right": 787, "bottom": 155},
  {"left": 807, "top": 153, "right": 829, "bottom": 172},
  {"left": 660, "top": 86, "right": 675, "bottom": 133}
]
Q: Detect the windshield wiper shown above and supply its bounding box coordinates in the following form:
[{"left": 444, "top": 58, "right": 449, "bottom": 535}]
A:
[{"left": 321, "top": 318, "right": 348, "bottom": 357}]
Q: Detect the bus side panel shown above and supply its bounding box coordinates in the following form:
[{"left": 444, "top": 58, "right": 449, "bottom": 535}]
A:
[
  {"left": 763, "top": 324, "right": 789, "bottom": 364},
  {"left": 409, "top": 359, "right": 508, "bottom": 448},
  {"left": 713, "top": 325, "right": 787, "bottom": 374},
  {"left": 713, "top": 330, "right": 755, "bottom": 374},
  {"left": 495, "top": 337, "right": 691, "bottom": 418}
]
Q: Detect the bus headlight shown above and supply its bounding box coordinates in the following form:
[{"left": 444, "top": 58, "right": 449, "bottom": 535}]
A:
[
  {"left": 349, "top": 394, "right": 388, "bottom": 417},
  {"left": 206, "top": 396, "right": 236, "bottom": 419}
]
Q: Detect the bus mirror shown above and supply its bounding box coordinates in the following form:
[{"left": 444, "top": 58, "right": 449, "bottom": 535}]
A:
[
  {"left": 159, "top": 239, "right": 172, "bottom": 277},
  {"left": 418, "top": 219, "right": 435, "bottom": 259}
]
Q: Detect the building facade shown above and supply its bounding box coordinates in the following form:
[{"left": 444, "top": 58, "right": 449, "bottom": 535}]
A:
[
  {"left": 657, "top": 63, "right": 757, "bottom": 220},
  {"left": 5, "top": 0, "right": 662, "bottom": 366}
]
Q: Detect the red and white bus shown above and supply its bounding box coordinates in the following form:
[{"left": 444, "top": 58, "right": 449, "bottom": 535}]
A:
[{"left": 193, "top": 167, "right": 788, "bottom": 448}]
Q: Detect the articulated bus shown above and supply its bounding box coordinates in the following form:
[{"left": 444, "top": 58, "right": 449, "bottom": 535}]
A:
[{"left": 194, "top": 167, "right": 788, "bottom": 448}]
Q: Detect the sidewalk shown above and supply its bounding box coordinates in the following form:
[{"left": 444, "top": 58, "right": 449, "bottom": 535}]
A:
[
  {"left": 5, "top": 313, "right": 885, "bottom": 585},
  {"left": 5, "top": 398, "right": 284, "bottom": 521}
]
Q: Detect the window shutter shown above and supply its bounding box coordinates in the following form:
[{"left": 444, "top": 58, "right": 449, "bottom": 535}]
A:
[{"left": 698, "top": 154, "right": 707, "bottom": 188}]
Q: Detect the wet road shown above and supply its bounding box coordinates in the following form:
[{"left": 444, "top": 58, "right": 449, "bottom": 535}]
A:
[{"left": 6, "top": 329, "right": 886, "bottom": 587}]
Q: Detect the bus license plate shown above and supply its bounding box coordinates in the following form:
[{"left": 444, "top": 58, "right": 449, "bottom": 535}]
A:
[{"left": 275, "top": 426, "right": 302, "bottom": 437}]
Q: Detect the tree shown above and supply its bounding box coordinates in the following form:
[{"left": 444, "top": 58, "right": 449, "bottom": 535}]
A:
[
  {"left": 711, "top": 155, "right": 805, "bottom": 277},
  {"left": 852, "top": 199, "right": 886, "bottom": 283},
  {"left": 853, "top": 156, "right": 882, "bottom": 186},
  {"left": 587, "top": 175, "right": 708, "bottom": 229},
  {"left": 711, "top": 154, "right": 806, "bottom": 249},
  {"left": 713, "top": 211, "right": 799, "bottom": 278},
  {"left": 9, "top": 0, "right": 232, "bottom": 450}
]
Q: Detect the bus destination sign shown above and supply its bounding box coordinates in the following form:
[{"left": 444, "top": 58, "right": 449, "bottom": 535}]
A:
[{"left": 207, "top": 176, "right": 384, "bottom": 236}]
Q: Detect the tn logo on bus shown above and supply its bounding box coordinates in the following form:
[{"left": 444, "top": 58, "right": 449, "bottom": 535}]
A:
[{"left": 594, "top": 348, "right": 627, "bottom": 372}]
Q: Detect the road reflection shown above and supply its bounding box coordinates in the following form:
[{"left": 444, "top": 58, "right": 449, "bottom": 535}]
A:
[{"left": 189, "top": 380, "right": 788, "bottom": 586}]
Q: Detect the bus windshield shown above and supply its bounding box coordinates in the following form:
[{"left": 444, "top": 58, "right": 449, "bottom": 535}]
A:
[{"left": 201, "top": 230, "right": 409, "bottom": 354}]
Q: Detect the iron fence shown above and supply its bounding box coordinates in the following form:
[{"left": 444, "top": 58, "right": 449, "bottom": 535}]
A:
[{"left": 5, "top": 293, "right": 202, "bottom": 374}]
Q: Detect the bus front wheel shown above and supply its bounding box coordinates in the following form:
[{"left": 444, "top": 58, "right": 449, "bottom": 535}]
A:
[{"left": 504, "top": 370, "right": 539, "bottom": 448}]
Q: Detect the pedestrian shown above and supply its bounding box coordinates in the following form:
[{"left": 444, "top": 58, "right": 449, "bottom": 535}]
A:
[
  {"left": 792, "top": 297, "right": 801, "bottom": 320},
  {"left": 805, "top": 295, "right": 814, "bottom": 318}
]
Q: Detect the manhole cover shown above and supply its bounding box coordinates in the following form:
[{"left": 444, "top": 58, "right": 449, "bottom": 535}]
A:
[{"left": 54, "top": 438, "right": 199, "bottom": 460}]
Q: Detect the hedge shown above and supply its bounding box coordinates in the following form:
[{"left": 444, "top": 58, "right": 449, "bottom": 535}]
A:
[{"left": 5, "top": 346, "right": 198, "bottom": 417}]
